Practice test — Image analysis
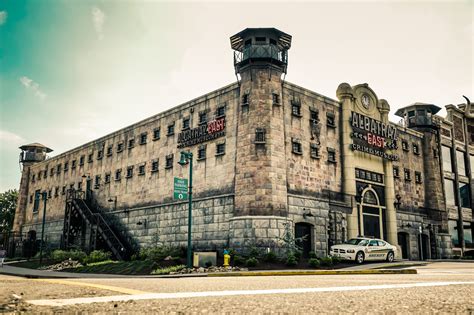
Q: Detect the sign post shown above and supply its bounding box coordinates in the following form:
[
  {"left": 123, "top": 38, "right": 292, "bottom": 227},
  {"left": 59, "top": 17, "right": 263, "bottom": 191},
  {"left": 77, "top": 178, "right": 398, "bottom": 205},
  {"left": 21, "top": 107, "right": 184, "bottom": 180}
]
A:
[{"left": 177, "top": 152, "right": 193, "bottom": 269}]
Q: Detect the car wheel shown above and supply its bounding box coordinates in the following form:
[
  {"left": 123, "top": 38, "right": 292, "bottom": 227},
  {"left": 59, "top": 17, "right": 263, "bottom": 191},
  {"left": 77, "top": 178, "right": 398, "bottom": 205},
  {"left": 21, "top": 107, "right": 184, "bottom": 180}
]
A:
[
  {"left": 356, "top": 251, "right": 365, "bottom": 264},
  {"left": 386, "top": 251, "right": 394, "bottom": 262}
]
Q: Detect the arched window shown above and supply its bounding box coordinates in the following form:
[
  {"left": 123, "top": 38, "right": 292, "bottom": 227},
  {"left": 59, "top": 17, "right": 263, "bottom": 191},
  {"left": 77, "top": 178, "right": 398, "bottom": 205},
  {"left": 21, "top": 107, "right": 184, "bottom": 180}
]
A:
[{"left": 363, "top": 190, "right": 378, "bottom": 205}]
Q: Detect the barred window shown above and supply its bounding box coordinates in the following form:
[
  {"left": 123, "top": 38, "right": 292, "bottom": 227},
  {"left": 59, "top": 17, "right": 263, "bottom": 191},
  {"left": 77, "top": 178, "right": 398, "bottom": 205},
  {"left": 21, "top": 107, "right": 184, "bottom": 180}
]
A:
[
  {"left": 48, "top": 189, "right": 52, "bottom": 198},
  {"left": 117, "top": 142, "right": 124, "bottom": 152},
  {"left": 105, "top": 173, "right": 111, "bottom": 183},
  {"left": 79, "top": 155, "right": 85, "bottom": 165},
  {"left": 413, "top": 143, "right": 419, "bottom": 155},
  {"left": 64, "top": 162, "right": 69, "bottom": 171},
  {"left": 50, "top": 168, "right": 54, "bottom": 176},
  {"left": 43, "top": 169, "right": 48, "bottom": 178},
  {"left": 272, "top": 93, "right": 280, "bottom": 105},
  {"left": 327, "top": 148, "right": 337, "bottom": 163},
  {"left": 138, "top": 164, "right": 146, "bottom": 175},
  {"left": 88, "top": 153, "right": 93, "bottom": 163},
  {"left": 182, "top": 118, "right": 190, "bottom": 130},
  {"left": 165, "top": 155, "right": 174, "bottom": 169},
  {"left": 128, "top": 138, "right": 135, "bottom": 149},
  {"left": 216, "top": 143, "right": 226, "bottom": 156},
  {"left": 242, "top": 94, "right": 249, "bottom": 112},
  {"left": 126, "top": 166, "right": 134, "bottom": 178},
  {"left": 255, "top": 128, "right": 266, "bottom": 143},
  {"left": 198, "top": 146, "right": 206, "bottom": 160},
  {"left": 97, "top": 149, "right": 104, "bottom": 160},
  {"left": 310, "top": 109, "right": 319, "bottom": 122},
  {"left": 415, "top": 171, "right": 422, "bottom": 183},
  {"left": 31, "top": 174, "right": 35, "bottom": 182},
  {"left": 56, "top": 164, "right": 61, "bottom": 174},
  {"left": 37, "top": 171, "right": 42, "bottom": 180},
  {"left": 151, "top": 160, "right": 159, "bottom": 172},
  {"left": 291, "top": 100, "right": 301, "bottom": 117},
  {"left": 167, "top": 123, "right": 175, "bottom": 136},
  {"left": 94, "top": 175, "right": 100, "bottom": 186},
  {"left": 62, "top": 186, "right": 66, "bottom": 195},
  {"left": 216, "top": 105, "right": 226, "bottom": 117},
  {"left": 292, "top": 139, "right": 302, "bottom": 155},
  {"left": 153, "top": 128, "right": 161, "bottom": 140},
  {"left": 106, "top": 145, "right": 113, "bottom": 156},
  {"left": 54, "top": 187, "right": 59, "bottom": 197},
  {"left": 199, "top": 112, "right": 207, "bottom": 125},
  {"left": 115, "top": 169, "right": 122, "bottom": 181},
  {"left": 140, "top": 133, "right": 147, "bottom": 145},
  {"left": 402, "top": 140, "right": 409, "bottom": 151},
  {"left": 393, "top": 166, "right": 400, "bottom": 178},
  {"left": 77, "top": 182, "right": 82, "bottom": 191},
  {"left": 327, "top": 112, "right": 336, "bottom": 127},
  {"left": 310, "top": 143, "right": 320, "bottom": 159},
  {"left": 404, "top": 168, "right": 411, "bottom": 181}
]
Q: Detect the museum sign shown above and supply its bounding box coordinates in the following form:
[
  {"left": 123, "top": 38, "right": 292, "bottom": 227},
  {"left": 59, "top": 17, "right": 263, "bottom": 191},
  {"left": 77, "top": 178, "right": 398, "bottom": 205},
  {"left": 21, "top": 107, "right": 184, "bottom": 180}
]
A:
[
  {"left": 350, "top": 112, "right": 399, "bottom": 161},
  {"left": 177, "top": 117, "right": 226, "bottom": 148}
]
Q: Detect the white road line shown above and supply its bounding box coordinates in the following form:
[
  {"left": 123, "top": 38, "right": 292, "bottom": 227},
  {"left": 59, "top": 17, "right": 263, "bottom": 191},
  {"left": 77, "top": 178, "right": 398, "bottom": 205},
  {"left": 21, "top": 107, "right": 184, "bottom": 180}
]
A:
[{"left": 27, "top": 281, "right": 474, "bottom": 307}]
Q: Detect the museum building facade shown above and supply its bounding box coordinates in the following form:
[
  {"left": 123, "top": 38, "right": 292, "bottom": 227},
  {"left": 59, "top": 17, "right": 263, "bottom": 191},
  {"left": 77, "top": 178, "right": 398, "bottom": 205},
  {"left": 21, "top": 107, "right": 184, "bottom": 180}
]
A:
[{"left": 11, "top": 28, "right": 474, "bottom": 260}]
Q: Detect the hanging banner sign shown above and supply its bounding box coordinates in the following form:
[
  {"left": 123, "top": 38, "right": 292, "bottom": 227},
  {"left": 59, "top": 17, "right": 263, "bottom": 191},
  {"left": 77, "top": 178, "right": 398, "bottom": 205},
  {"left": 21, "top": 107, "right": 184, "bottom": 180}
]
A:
[
  {"left": 173, "top": 177, "right": 188, "bottom": 200},
  {"left": 177, "top": 117, "right": 225, "bottom": 148},
  {"left": 350, "top": 112, "right": 399, "bottom": 161}
]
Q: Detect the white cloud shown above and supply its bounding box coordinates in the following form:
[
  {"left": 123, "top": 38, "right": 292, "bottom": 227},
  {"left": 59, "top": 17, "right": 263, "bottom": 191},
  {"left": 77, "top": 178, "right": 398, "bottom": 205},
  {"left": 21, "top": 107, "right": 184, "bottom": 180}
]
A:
[
  {"left": 91, "top": 7, "right": 105, "bottom": 40},
  {"left": 0, "top": 130, "right": 25, "bottom": 144},
  {"left": 19, "top": 76, "right": 47, "bottom": 100},
  {"left": 0, "top": 11, "right": 7, "bottom": 26}
]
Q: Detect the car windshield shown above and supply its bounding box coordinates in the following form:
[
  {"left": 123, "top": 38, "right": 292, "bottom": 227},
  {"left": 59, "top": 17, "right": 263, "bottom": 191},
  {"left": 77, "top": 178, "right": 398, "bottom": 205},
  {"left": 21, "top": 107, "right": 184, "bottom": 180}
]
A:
[{"left": 344, "top": 238, "right": 367, "bottom": 245}]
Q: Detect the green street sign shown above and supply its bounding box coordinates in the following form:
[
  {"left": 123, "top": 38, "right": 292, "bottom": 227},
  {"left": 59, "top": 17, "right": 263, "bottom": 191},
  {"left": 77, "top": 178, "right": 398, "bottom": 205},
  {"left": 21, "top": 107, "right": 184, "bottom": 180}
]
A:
[{"left": 174, "top": 177, "right": 188, "bottom": 200}]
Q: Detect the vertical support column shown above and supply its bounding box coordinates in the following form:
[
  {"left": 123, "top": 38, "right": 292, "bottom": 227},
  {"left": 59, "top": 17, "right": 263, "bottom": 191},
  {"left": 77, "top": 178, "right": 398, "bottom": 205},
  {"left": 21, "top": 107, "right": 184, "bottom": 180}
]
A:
[
  {"left": 380, "top": 99, "right": 398, "bottom": 246},
  {"left": 12, "top": 162, "right": 32, "bottom": 233},
  {"left": 337, "top": 84, "right": 358, "bottom": 239}
]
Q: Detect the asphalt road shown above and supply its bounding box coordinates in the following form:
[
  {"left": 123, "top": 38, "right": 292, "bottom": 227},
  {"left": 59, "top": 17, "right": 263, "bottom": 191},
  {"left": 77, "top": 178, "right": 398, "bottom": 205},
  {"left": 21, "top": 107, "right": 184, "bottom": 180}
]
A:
[{"left": 1, "top": 262, "right": 473, "bottom": 313}]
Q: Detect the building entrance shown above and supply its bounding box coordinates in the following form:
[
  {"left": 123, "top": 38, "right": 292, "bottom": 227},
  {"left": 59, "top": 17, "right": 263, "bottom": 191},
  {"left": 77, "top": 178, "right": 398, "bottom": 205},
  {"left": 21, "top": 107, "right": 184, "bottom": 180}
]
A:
[
  {"left": 295, "top": 222, "right": 313, "bottom": 258},
  {"left": 358, "top": 188, "right": 386, "bottom": 240}
]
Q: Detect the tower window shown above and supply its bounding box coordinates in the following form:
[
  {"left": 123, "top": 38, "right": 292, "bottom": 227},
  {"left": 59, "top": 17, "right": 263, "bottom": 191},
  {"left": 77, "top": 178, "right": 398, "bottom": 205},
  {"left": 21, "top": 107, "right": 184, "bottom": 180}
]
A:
[
  {"left": 413, "top": 143, "right": 420, "bottom": 155},
  {"left": 151, "top": 159, "right": 159, "bottom": 172},
  {"left": 269, "top": 38, "right": 277, "bottom": 45},
  {"left": 117, "top": 142, "right": 124, "bottom": 153},
  {"left": 393, "top": 166, "right": 400, "bottom": 178},
  {"left": 291, "top": 100, "right": 301, "bottom": 117},
  {"left": 199, "top": 112, "right": 207, "bottom": 125},
  {"left": 272, "top": 93, "right": 280, "bottom": 105},
  {"left": 106, "top": 145, "right": 113, "bottom": 156},
  {"left": 126, "top": 166, "right": 134, "bottom": 178},
  {"left": 216, "top": 142, "right": 226, "bottom": 156},
  {"left": 198, "top": 145, "right": 206, "bottom": 160},
  {"left": 165, "top": 154, "right": 174, "bottom": 169},
  {"left": 327, "top": 112, "right": 336, "bottom": 128},
  {"left": 404, "top": 168, "right": 411, "bottom": 181},
  {"left": 115, "top": 169, "right": 122, "bottom": 181},
  {"left": 244, "top": 39, "right": 251, "bottom": 46},
  {"left": 182, "top": 118, "right": 190, "bottom": 130},
  {"left": 216, "top": 105, "right": 226, "bottom": 118},
  {"left": 292, "top": 139, "right": 302, "bottom": 155},
  {"left": 255, "top": 128, "right": 266, "bottom": 144},
  {"left": 128, "top": 138, "right": 135, "bottom": 149},
  {"left": 140, "top": 133, "right": 147, "bottom": 145},
  {"left": 255, "top": 37, "right": 266, "bottom": 42},
  {"left": 167, "top": 123, "right": 175, "bottom": 136},
  {"left": 310, "top": 109, "right": 319, "bottom": 122},
  {"left": 402, "top": 140, "right": 409, "bottom": 151},
  {"left": 138, "top": 164, "right": 146, "bottom": 175},
  {"left": 242, "top": 94, "right": 249, "bottom": 112},
  {"left": 153, "top": 128, "right": 161, "bottom": 140},
  {"left": 415, "top": 171, "right": 422, "bottom": 183},
  {"left": 310, "top": 143, "right": 320, "bottom": 159},
  {"left": 327, "top": 148, "right": 337, "bottom": 163}
]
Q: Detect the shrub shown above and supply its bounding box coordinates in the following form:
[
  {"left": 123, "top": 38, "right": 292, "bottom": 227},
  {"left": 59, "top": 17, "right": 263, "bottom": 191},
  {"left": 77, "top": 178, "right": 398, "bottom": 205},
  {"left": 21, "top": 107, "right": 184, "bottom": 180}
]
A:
[
  {"left": 331, "top": 256, "right": 342, "bottom": 265},
  {"left": 320, "top": 256, "right": 333, "bottom": 267},
  {"left": 308, "top": 251, "right": 317, "bottom": 259},
  {"left": 263, "top": 251, "right": 278, "bottom": 263},
  {"left": 308, "top": 258, "right": 320, "bottom": 268},
  {"left": 205, "top": 261, "right": 213, "bottom": 268},
  {"left": 139, "top": 245, "right": 182, "bottom": 262},
  {"left": 83, "top": 250, "right": 112, "bottom": 265},
  {"left": 286, "top": 253, "right": 298, "bottom": 267},
  {"left": 51, "top": 250, "right": 86, "bottom": 263},
  {"left": 249, "top": 246, "right": 260, "bottom": 259},
  {"left": 151, "top": 264, "right": 186, "bottom": 275},
  {"left": 246, "top": 257, "right": 258, "bottom": 267},
  {"left": 233, "top": 255, "right": 246, "bottom": 266},
  {"left": 293, "top": 250, "right": 302, "bottom": 262}
]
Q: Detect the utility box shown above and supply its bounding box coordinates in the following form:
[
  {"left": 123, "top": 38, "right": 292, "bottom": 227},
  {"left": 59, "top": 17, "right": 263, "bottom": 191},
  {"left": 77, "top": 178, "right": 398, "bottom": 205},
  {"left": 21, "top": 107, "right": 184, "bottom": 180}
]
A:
[{"left": 193, "top": 252, "right": 217, "bottom": 268}]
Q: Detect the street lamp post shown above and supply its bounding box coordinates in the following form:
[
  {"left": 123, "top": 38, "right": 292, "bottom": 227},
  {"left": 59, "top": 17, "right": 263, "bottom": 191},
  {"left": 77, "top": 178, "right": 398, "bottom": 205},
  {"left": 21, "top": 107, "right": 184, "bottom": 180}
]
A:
[
  {"left": 39, "top": 191, "right": 47, "bottom": 264},
  {"left": 178, "top": 151, "right": 193, "bottom": 269}
]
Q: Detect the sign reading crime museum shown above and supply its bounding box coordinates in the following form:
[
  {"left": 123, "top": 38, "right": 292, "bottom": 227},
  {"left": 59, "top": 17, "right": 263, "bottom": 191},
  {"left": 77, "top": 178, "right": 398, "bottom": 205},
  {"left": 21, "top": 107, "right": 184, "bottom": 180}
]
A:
[
  {"left": 177, "top": 117, "right": 225, "bottom": 148},
  {"left": 350, "top": 112, "right": 399, "bottom": 161}
]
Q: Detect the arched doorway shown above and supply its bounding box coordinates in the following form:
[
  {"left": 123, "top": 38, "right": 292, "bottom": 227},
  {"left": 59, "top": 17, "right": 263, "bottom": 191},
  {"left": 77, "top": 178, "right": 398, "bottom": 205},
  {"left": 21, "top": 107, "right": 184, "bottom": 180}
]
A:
[
  {"left": 397, "top": 232, "right": 410, "bottom": 259},
  {"left": 295, "top": 222, "right": 313, "bottom": 258},
  {"left": 418, "top": 234, "right": 430, "bottom": 260},
  {"left": 358, "top": 187, "right": 386, "bottom": 239}
]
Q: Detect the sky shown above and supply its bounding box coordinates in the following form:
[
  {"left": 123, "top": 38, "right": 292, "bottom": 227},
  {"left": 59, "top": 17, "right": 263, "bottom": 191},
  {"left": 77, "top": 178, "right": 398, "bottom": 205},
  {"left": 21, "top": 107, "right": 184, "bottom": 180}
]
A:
[{"left": 0, "top": 0, "right": 472, "bottom": 192}]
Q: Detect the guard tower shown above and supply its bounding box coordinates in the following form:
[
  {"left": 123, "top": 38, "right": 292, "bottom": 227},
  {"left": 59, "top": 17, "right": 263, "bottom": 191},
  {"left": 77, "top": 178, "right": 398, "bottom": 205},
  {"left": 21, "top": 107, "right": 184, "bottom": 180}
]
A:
[
  {"left": 12, "top": 143, "right": 52, "bottom": 233},
  {"left": 231, "top": 28, "right": 291, "bottom": 76},
  {"left": 395, "top": 102, "right": 442, "bottom": 131}
]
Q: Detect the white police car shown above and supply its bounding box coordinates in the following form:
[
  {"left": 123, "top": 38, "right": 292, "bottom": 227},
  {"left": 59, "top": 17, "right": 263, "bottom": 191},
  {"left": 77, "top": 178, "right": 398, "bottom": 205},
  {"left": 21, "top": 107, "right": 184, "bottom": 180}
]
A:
[{"left": 329, "top": 238, "right": 397, "bottom": 264}]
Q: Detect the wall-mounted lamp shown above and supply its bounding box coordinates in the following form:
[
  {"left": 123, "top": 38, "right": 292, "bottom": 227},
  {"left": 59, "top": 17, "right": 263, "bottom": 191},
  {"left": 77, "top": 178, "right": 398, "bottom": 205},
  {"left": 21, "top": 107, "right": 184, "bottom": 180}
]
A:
[
  {"left": 137, "top": 219, "right": 147, "bottom": 229},
  {"left": 401, "top": 222, "right": 412, "bottom": 229},
  {"left": 394, "top": 194, "right": 402, "bottom": 210},
  {"left": 82, "top": 173, "right": 91, "bottom": 179},
  {"left": 108, "top": 196, "right": 117, "bottom": 211},
  {"left": 303, "top": 208, "right": 314, "bottom": 219}
]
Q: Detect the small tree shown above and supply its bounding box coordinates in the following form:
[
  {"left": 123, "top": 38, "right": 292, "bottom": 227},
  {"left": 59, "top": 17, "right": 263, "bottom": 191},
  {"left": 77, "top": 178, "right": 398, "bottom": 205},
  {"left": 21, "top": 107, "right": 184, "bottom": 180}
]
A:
[{"left": 0, "top": 189, "right": 18, "bottom": 233}]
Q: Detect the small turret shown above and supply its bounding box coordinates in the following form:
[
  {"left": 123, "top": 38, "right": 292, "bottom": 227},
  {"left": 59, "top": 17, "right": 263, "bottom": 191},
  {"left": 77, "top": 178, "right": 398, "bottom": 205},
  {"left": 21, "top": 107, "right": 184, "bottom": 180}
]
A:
[
  {"left": 395, "top": 103, "right": 441, "bottom": 130},
  {"left": 19, "top": 143, "right": 52, "bottom": 164}
]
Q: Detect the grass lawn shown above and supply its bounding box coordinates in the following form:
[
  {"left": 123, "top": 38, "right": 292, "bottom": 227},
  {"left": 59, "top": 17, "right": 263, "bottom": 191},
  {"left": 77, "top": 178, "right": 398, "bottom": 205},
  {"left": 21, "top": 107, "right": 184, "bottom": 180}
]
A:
[{"left": 63, "top": 260, "right": 159, "bottom": 275}]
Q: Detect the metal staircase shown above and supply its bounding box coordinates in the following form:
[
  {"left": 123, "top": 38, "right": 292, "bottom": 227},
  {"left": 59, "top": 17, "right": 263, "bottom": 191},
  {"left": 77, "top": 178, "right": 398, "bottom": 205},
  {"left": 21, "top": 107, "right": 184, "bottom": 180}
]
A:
[{"left": 63, "top": 189, "right": 131, "bottom": 260}]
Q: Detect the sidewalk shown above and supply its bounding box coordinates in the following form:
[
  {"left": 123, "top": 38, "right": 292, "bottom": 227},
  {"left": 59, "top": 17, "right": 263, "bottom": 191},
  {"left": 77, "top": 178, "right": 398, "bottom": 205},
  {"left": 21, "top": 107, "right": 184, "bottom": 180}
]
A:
[{"left": 0, "top": 260, "right": 421, "bottom": 279}]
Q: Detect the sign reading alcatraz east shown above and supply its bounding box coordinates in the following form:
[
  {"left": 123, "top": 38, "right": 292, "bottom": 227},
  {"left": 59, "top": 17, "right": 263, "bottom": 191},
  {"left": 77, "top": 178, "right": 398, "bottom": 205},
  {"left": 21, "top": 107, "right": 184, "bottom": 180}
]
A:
[
  {"left": 350, "top": 111, "right": 399, "bottom": 161},
  {"left": 177, "top": 117, "right": 225, "bottom": 148}
]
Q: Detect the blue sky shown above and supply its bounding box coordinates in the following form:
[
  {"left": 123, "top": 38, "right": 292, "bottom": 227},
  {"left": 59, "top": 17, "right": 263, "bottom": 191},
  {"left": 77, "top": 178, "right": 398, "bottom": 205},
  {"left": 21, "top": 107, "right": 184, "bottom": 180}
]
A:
[{"left": 0, "top": 0, "right": 472, "bottom": 192}]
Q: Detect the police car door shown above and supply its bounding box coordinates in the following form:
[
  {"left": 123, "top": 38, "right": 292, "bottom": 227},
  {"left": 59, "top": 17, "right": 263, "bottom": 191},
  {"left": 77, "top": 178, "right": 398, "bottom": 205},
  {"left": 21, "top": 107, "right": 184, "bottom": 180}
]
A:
[{"left": 367, "top": 240, "right": 380, "bottom": 260}]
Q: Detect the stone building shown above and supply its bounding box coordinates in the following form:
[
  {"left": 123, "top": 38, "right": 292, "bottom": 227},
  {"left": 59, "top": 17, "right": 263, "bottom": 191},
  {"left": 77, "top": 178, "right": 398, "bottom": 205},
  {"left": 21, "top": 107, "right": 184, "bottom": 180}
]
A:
[{"left": 11, "top": 28, "right": 473, "bottom": 260}]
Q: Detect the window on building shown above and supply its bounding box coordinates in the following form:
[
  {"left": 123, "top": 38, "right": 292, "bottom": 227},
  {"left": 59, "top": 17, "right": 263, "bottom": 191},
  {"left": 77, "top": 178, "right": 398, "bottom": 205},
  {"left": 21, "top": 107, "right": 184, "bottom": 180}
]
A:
[
  {"left": 433, "top": 149, "right": 438, "bottom": 158},
  {"left": 33, "top": 190, "right": 41, "bottom": 212},
  {"left": 291, "top": 100, "right": 301, "bottom": 117},
  {"left": 404, "top": 169, "right": 411, "bottom": 181},
  {"left": 402, "top": 140, "right": 409, "bottom": 151},
  {"left": 139, "top": 133, "right": 147, "bottom": 145},
  {"left": 456, "top": 150, "right": 466, "bottom": 176},
  {"left": 327, "top": 148, "right": 336, "bottom": 163},
  {"left": 165, "top": 154, "right": 174, "bottom": 169},
  {"left": 69, "top": 183, "right": 74, "bottom": 190},
  {"left": 50, "top": 168, "right": 54, "bottom": 176},
  {"left": 415, "top": 171, "right": 422, "bottom": 183},
  {"left": 64, "top": 162, "right": 69, "bottom": 172},
  {"left": 106, "top": 145, "right": 112, "bottom": 157},
  {"left": 216, "top": 143, "right": 226, "bottom": 156},
  {"left": 153, "top": 128, "right": 161, "bottom": 140},
  {"left": 448, "top": 220, "right": 459, "bottom": 246},
  {"left": 255, "top": 128, "right": 266, "bottom": 143},
  {"left": 138, "top": 164, "right": 145, "bottom": 175},
  {"left": 79, "top": 155, "right": 85, "bottom": 166},
  {"left": 197, "top": 145, "right": 206, "bottom": 160},
  {"left": 128, "top": 138, "right": 135, "bottom": 149},
  {"left": 242, "top": 94, "right": 249, "bottom": 105},
  {"left": 31, "top": 174, "right": 35, "bottom": 183},
  {"left": 126, "top": 166, "right": 133, "bottom": 178},
  {"left": 94, "top": 175, "right": 100, "bottom": 187},
  {"left": 105, "top": 173, "right": 111, "bottom": 183},
  {"left": 167, "top": 123, "right": 175, "bottom": 136},
  {"left": 292, "top": 139, "right": 302, "bottom": 155},
  {"left": 97, "top": 149, "right": 104, "bottom": 160},
  {"left": 151, "top": 160, "right": 159, "bottom": 172},
  {"left": 459, "top": 183, "right": 471, "bottom": 208},
  {"left": 413, "top": 143, "right": 419, "bottom": 155},
  {"left": 310, "top": 109, "right": 319, "bottom": 123},
  {"left": 115, "top": 169, "right": 122, "bottom": 181},
  {"left": 464, "top": 222, "right": 473, "bottom": 246},
  {"left": 182, "top": 118, "right": 190, "bottom": 130},
  {"left": 199, "top": 112, "right": 207, "bottom": 125},
  {"left": 393, "top": 166, "right": 400, "bottom": 178},
  {"left": 117, "top": 142, "right": 124, "bottom": 153},
  {"left": 43, "top": 169, "right": 48, "bottom": 178},
  {"left": 444, "top": 178, "right": 456, "bottom": 206},
  {"left": 88, "top": 153, "right": 93, "bottom": 163},
  {"left": 216, "top": 105, "right": 226, "bottom": 117},
  {"left": 310, "top": 143, "right": 320, "bottom": 159},
  {"left": 272, "top": 93, "right": 280, "bottom": 105},
  {"left": 326, "top": 112, "right": 336, "bottom": 128},
  {"left": 442, "top": 145, "right": 452, "bottom": 172},
  {"left": 56, "top": 164, "right": 61, "bottom": 174},
  {"left": 54, "top": 187, "right": 59, "bottom": 197},
  {"left": 77, "top": 182, "right": 82, "bottom": 191},
  {"left": 62, "top": 186, "right": 66, "bottom": 195},
  {"left": 48, "top": 189, "right": 52, "bottom": 199},
  {"left": 29, "top": 194, "right": 33, "bottom": 204},
  {"left": 38, "top": 171, "right": 42, "bottom": 180}
]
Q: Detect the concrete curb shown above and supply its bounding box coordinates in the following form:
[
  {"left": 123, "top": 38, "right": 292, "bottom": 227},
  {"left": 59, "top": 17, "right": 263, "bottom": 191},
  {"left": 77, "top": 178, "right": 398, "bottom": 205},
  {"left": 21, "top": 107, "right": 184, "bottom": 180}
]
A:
[{"left": 205, "top": 269, "right": 417, "bottom": 277}]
